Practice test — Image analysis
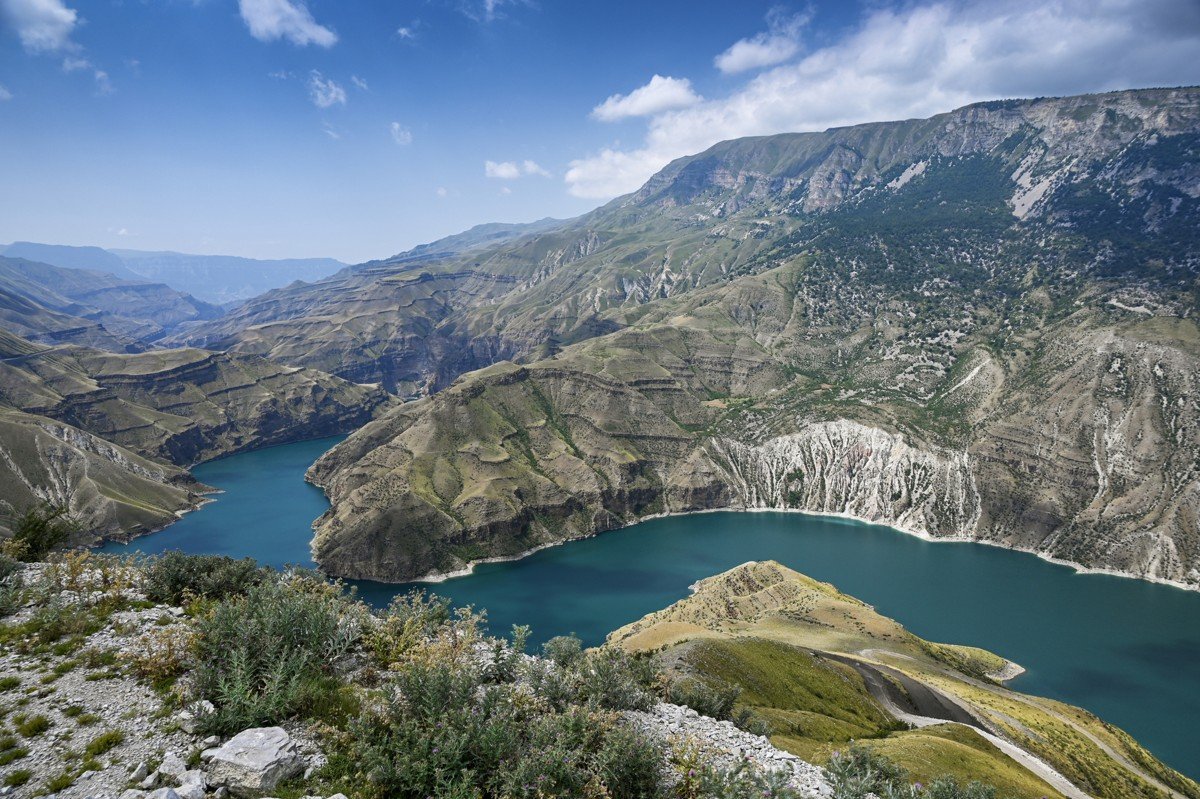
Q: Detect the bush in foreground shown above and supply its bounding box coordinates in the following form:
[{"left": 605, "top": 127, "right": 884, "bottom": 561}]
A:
[
  {"left": 191, "top": 572, "right": 363, "bottom": 735},
  {"left": 827, "top": 744, "right": 1002, "bottom": 799},
  {"left": 143, "top": 551, "right": 268, "bottom": 605}
]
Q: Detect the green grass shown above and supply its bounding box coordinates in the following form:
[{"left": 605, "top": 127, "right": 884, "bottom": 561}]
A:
[
  {"left": 864, "top": 724, "right": 1066, "bottom": 799},
  {"left": 0, "top": 676, "right": 19, "bottom": 691},
  {"left": 84, "top": 729, "right": 125, "bottom": 757},
  {"left": 0, "top": 746, "right": 29, "bottom": 766},
  {"left": 678, "top": 637, "right": 900, "bottom": 759},
  {"left": 15, "top": 713, "right": 50, "bottom": 737},
  {"left": 43, "top": 768, "right": 76, "bottom": 793},
  {"left": 3, "top": 769, "right": 31, "bottom": 787}
]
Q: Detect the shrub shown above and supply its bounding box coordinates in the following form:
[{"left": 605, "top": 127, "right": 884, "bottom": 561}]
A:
[
  {"left": 367, "top": 590, "right": 488, "bottom": 668},
  {"left": 573, "top": 647, "right": 659, "bottom": 712},
  {"left": 84, "top": 729, "right": 125, "bottom": 757},
  {"left": 3, "top": 769, "right": 31, "bottom": 788},
  {"left": 191, "top": 575, "right": 362, "bottom": 735},
  {"left": 671, "top": 741, "right": 805, "bottom": 799},
  {"left": 667, "top": 676, "right": 741, "bottom": 720},
  {"left": 143, "top": 552, "right": 267, "bottom": 605},
  {"left": 127, "top": 627, "right": 193, "bottom": 687},
  {"left": 330, "top": 660, "right": 666, "bottom": 799},
  {"left": 542, "top": 634, "right": 585, "bottom": 669},
  {"left": 15, "top": 714, "right": 50, "bottom": 737},
  {"left": 0, "top": 746, "right": 29, "bottom": 766},
  {"left": 0, "top": 676, "right": 20, "bottom": 691},
  {"left": 826, "top": 745, "right": 1002, "bottom": 799},
  {"left": 0, "top": 553, "right": 20, "bottom": 583},
  {"left": 5, "top": 502, "right": 79, "bottom": 561}
]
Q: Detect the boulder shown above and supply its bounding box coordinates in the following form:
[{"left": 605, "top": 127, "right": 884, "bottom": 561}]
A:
[
  {"left": 146, "top": 790, "right": 181, "bottom": 799},
  {"left": 205, "top": 727, "right": 305, "bottom": 797},
  {"left": 158, "top": 752, "right": 188, "bottom": 781}
]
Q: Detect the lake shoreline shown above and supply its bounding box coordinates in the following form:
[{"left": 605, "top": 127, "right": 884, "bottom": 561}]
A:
[{"left": 405, "top": 504, "right": 1200, "bottom": 594}]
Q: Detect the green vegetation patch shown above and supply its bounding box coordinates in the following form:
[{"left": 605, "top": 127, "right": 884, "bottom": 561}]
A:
[{"left": 677, "top": 637, "right": 901, "bottom": 756}]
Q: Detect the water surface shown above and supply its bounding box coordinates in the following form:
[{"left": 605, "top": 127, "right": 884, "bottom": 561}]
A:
[{"left": 101, "top": 438, "right": 1200, "bottom": 778}]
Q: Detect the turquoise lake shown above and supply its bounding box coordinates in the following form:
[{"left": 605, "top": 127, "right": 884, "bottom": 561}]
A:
[{"left": 100, "top": 436, "right": 1200, "bottom": 778}]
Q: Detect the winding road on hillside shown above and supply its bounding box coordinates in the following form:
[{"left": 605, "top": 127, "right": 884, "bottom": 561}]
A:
[
  {"left": 853, "top": 648, "right": 1189, "bottom": 799},
  {"left": 823, "top": 651, "right": 1091, "bottom": 799}
]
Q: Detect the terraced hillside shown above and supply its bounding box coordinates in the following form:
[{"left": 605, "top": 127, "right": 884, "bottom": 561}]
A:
[
  {"left": 0, "top": 328, "right": 396, "bottom": 541},
  {"left": 303, "top": 87, "right": 1200, "bottom": 587}
]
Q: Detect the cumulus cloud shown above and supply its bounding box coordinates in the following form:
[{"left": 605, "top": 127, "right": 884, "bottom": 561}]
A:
[
  {"left": 566, "top": 0, "right": 1200, "bottom": 199},
  {"left": 715, "top": 7, "right": 809, "bottom": 74},
  {"left": 238, "top": 0, "right": 336, "bottom": 48},
  {"left": 485, "top": 159, "right": 549, "bottom": 179},
  {"left": 308, "top": 70, "right": 345, "bottom": 108},
  {"left": 591, "top": 75, "right": 702, "bottom": 122},
  {"left": 390, "top": 122, "right": 413, "bottom": 145},
  {"left": 0, "top": 83, "right": 11, "bottom": 100},
  {"left": 0, "top": 0, "right": 78, "bottom": 53}
]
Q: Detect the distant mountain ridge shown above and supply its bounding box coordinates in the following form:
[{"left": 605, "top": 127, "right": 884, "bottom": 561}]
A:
[
  {"left": 0, "top": 255, "right": 223, "bottom": 349},
  {"left": 1, "top": 242, "right": 347, "bottom": 305}
]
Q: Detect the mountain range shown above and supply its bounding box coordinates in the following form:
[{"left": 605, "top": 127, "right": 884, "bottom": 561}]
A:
[{"left": 1, "top": 86, "right": 1197, "bottom": 593}]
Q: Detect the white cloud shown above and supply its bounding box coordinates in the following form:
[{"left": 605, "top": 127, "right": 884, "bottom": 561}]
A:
[
  {"left": 436, "top": 187, "right": 448, "bottom": 198},
  {"left": 566, "top": 0, "right": 1200, "bottom": 199},
  {"left": 485, "top": 160, "right": 521, "bottom": 179},
  {"left": 322, "top": 122, "right": 341, "bottom": 140},
  {"left": 396, "top": 25, "right": 415, "bottom": 40},
  {"left": 715, "top": 8, "right": 809, "bottom": 74},
  {"left": 0, "top": 84, "right": 11, "bottom": 101},
  {"left": 499, "top": 186, "right": 512, "bottom": 195},
  {"left": 461, "top": 0, "right": 526, "bottom": 23},
  {"left": 390, "top": 122, "right": 413, "bottom": 145},
  {"left": 238, "top": 0, "right": 336, "bottom": 48},
  {"left": 0, "top": 0, "right": 78, "bottom": 53},
  {"left": 591, "top": 75, "right": 701, "bottom": 122},
  {"left": 62, "top": 55, "right": 111, "bottom": 93},
  {"left": 485, "top": 159, "right": 550, "bottom": 179},
  {"left": 351, "top": 75, "right": 368, "bottom": 91},
  {"left": 308, "top": 70, "right": 345, "bottom": 108},
  {"left": 521, "top": 159, "right": 550, "bottom": 177}
]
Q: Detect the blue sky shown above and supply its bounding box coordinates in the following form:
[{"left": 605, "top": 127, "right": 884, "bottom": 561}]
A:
[{"left": 1, "top": 0, "right": 1198, "bottom": 263}]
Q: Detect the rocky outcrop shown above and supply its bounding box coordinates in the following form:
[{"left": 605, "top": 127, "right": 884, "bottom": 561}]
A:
[
  {"left": 708, "top": 421, "right": 981, "bottom": 538},
  {"left": 626, "top": 703, "right": 830, "bottom": 796}
]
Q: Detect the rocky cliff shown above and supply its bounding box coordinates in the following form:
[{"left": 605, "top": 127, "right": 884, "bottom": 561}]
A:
[{"left": 307, "top": 87, "right": 1200, "bottom": 588}]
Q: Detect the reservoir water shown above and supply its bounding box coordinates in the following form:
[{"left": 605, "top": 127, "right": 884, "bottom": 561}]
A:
[{"left": 100, "top": 436, "right": 1200, "bottom": 778}]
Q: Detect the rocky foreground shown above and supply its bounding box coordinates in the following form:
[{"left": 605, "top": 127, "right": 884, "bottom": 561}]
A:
[{"left": 0, "top": 556, "right": 830, "bottom": 799}]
